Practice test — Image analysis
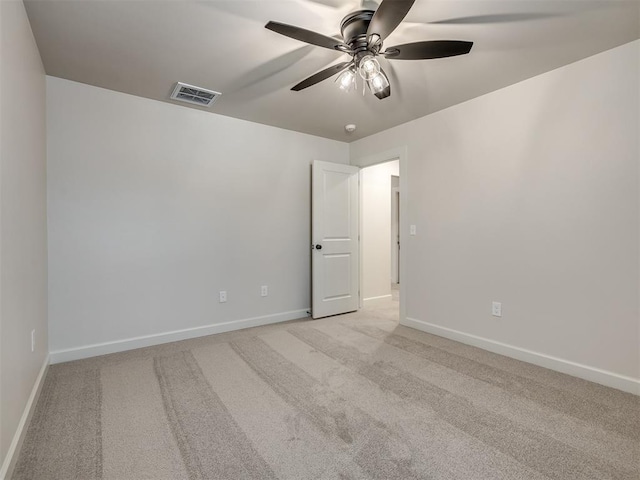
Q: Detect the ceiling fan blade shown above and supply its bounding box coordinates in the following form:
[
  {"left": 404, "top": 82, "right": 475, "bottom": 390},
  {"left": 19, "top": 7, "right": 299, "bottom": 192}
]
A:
[
  {"left": 291, "top": 62, "right": 353, "bottom": 91},
  {"left": 384, "top": 40, "right": 473, "bottom": 60},
  {"left": 367, "top": 0, "right": 416, "bottom": 41},
  {"left": 265, "top": 21, "right": 347, "bottom": 51}
]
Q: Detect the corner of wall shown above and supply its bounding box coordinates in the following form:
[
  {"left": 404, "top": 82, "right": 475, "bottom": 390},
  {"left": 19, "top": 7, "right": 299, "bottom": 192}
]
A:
[
  {"left": 0, "top": 356, "right": 49, "bottom": 480},
  {"left": 0, "top": 0, "right": 49, "bottom": 473}
]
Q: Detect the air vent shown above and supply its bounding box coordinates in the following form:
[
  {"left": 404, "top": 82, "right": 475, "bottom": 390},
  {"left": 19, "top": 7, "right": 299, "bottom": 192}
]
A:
[{"left": 170, "top": 82, "right": 221, "bottom": 107}]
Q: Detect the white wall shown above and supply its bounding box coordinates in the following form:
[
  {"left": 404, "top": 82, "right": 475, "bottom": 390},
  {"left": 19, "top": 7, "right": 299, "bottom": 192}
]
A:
[
  {"left": 47, "top": 77, "right": 348, "bottom": 360},
  {"left": 361, "top": 160, "right": 399, "bottom": 300},
  {"left": 0, "top": 0, "right": 48, "bottom": 473},
  {"left": 351, "top": 41, "right": 640, "bottom": 390}
]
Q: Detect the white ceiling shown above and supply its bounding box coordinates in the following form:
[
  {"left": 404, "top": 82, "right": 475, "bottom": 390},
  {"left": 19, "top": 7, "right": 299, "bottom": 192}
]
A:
[{"left": 24, "top": 0, "right": 639, "bottom": 142}]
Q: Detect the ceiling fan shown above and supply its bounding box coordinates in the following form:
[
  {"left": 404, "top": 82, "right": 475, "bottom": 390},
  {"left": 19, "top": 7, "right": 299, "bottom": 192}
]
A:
[{"left": 265, "top": 0, "right": 473, "bottom": 99}]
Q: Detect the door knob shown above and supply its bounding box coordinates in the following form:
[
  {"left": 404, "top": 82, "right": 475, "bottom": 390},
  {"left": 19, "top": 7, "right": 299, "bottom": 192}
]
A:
[{"left": 315, "top": 244, "right": 323, "bottom": 250}]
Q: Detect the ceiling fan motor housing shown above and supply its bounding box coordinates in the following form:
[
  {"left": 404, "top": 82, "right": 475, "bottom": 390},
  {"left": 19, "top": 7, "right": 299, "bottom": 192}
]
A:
[{"left": 340, "top": 10, "right": 376, "bottom": 54}]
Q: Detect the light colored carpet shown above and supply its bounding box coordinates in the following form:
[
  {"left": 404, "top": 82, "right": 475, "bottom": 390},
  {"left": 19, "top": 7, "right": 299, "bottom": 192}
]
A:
[{"left": 13, "top": 298, "right": 640, "bottom": 479}]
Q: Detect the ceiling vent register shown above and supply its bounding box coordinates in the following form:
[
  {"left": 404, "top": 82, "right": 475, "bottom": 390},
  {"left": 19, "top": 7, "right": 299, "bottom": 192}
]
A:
[{"left": 170, "top": 82, "right": 221, "bottom": 107}]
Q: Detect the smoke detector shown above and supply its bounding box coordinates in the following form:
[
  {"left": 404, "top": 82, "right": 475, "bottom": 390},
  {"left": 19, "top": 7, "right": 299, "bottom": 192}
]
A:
[
  {"left": 345, "top": 124, "right": 357, "bottom": 133},
  {"left": 170, "top": 82, "right": 221, "bottom": 107}
]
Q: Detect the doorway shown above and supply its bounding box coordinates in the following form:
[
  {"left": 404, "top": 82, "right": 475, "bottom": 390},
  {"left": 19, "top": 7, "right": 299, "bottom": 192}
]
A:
[{"left": 359, "top": 159, "right": 400, "bottom": 313}]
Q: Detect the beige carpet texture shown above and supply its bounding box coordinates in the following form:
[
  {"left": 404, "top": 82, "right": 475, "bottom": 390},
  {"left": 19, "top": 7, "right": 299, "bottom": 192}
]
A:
[{"left": 13, "top": 299, "right": 640, "bottom": 479}]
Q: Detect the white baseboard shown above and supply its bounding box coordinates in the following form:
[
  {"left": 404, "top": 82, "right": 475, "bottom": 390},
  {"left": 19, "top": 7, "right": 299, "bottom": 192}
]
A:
[
  {"left": 50, "top": 309, "right": 310, "bottom": 364},
  {"left": 0, "top": 355, "right": 49, "bottom": 480},
  {"left": 402, "top": 317, "right": 640, "bottom": 396},
  {"left": 363, "top": 294, "right": 393, "bottom": 302}
]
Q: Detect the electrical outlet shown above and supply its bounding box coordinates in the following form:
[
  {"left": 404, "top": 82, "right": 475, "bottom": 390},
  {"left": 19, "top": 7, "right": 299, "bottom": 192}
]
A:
[
  {"left": 219, "top": 291, "right": 227, "bottom": 303},
  {"left": 492, "top": 302, "right": 502, "bottom": 317},
  {"left": 31, "top": 329, "right": 35, "bottom": 352},
  {"left": 409, "top": 224, "right": 417, "bottom": 236},
  {"left": 261, "top": 285, "right": 268, "bottom": 297}
]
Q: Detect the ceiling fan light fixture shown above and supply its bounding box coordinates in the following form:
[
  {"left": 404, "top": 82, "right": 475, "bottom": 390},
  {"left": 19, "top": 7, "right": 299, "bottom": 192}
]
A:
[
  {"left": 336, "top": 68, "right": 357, "bottom": 92},
  {"left": 357, "top": 54, "right": 380, "bottom": 80},
  {"left": 368, "top": 70, "right": 390, "bottom": 99}
]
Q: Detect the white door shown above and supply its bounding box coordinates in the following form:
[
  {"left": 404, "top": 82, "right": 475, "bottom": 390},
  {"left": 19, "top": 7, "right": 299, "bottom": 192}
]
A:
[{"left": 312, "top": 160, "right": 360, "bottom": 319}]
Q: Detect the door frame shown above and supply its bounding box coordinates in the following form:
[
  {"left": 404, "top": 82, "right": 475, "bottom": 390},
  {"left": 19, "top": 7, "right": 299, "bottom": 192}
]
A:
[
  {"left": 355, "top": 146, "right": 408, "bottom": 324},
  {"left": 391, "top": 185, "right": 400, "bottom": 285}
]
